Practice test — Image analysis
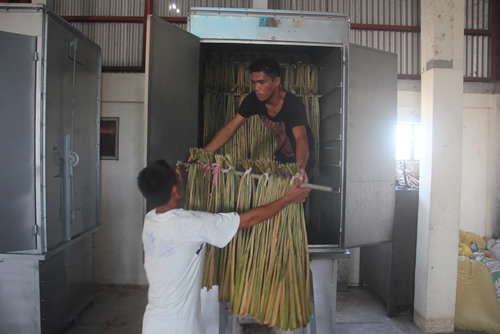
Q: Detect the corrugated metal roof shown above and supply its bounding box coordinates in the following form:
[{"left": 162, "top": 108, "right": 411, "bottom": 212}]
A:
[
  {"left": 51, "top": 0, "right": 493, "bottom": 79},
  {"left": 269, "top": 0, "right": 420, "bottom": 26},
  {"left": 53, "top": 0, "right": 145, "bottom": 16},
  {"left": 153, "top": 0, "right": 252, "bottom": 16},
  {"left": 72, "top": 22, "right": 143, "bottom": 67}
]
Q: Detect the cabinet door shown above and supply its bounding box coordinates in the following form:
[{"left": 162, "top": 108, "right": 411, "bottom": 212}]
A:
[
  {"left": 71, "top": 38, "right": 101, "bottom": 237},
  {"left": 0, "top": 31, "right": 37, "bottom": 253},
  {"left": 344, "top": 44, "right": 397, "bottom": 248},
  {"left": 45, "top": 16, "right": 78, "bottom": 249},
  {"left": 145, "top": 16, "right": 200, "bottom": 169}
]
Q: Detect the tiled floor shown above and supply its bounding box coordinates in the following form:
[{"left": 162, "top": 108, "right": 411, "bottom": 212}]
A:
[
  {"left": 60, "top": 285, "right": 482, "bottom": 334},
  {"left": 334, "top": 288, "right": 480, "bottom": 334}
]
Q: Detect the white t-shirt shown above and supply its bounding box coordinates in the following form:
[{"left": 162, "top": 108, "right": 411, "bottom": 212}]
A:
[{"left": 141, "top": 208, "right": 240, "bottom": 334}]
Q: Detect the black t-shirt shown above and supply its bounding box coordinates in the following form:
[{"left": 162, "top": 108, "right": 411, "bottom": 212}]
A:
[{"left": 238, "top": 91, "right": 315, "bottom": 168}]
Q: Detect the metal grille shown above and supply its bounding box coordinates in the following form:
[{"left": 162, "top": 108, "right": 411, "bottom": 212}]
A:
[
  {"left": 465, "top": 35, "right": 491, "bottom": 78},
  {"left": 465, "top": 0, "right": 490, "bottom": 29},
  {"left": 464, "top": 0, "right": 491, "bottom": 79}
]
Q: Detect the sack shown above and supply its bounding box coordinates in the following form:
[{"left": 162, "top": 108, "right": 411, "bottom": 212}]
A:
[
  {"left": 455, "top": 256, "right": 500, "bottom": 333},
  {"left": 476, "top": 255, "right": 500, "bottom": 304},
  {"left": 459, "top": 229, "right": 486, "bottom": 250},
  {"left": 487, "top": 239, "right": 500, "bottom": 261}
]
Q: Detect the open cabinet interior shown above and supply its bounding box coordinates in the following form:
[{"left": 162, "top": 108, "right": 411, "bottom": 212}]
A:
[{"left": 197, "top": 42, "right": 346, "bottom": 248}]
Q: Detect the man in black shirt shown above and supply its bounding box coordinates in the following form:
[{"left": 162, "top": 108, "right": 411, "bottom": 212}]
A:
[{"left": 204, "top": 58, "right": 315, "bottom": 182}]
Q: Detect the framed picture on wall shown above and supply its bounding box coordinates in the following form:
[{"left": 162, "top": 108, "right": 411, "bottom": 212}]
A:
[{"left": 100, "top": 117, "right": 119, "bottom": 160}]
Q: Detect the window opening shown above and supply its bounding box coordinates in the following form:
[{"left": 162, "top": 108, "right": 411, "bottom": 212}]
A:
[
  {"left": 100, "top": 117, "right": 119, "bottom": 160},
  {"left": 396, "top": 123, "right": 420, "bottom": 189}
]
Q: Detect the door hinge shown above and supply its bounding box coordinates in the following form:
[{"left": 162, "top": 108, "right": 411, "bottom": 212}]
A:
[{"left": 33, "top": 51, "right": 39, "bottom": 61}]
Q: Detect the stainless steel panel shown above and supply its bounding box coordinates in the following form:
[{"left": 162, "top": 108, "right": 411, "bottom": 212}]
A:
[
  {"left": 40, "top": 236, "right": 96, "bottom": 333},
  {"left": 360, "top": 188, "right": 418, "bottom": 316},
  {"left": 0, "top": 257, "right": 41, "bottom": 333},
  {"left": 345, "top": 44, "right": 397, "bottom": 248},
  {"left": 308, "top": 45, "right": 346, "bottom": 247},
  {"left": 189, "top": 7, "right": 349, "bottom": 45},
  {"left": 45, "top": 15, "right": 77, "bottom": 249},
  {"left": 146, "top": 16, "right": 200, "bottom": 168},
  {"left": 71, "top": 37, "right": 101, "bottom": 237},
  {"left": 0, "top": 235, "right": 95, "bottom": 334},
  {"left": 0, "top": 31, "right": 37, "bottom": 253}
]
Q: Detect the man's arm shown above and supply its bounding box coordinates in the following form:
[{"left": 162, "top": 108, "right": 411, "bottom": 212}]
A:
[
  {"left": 292, "top": 125, "right": 310, "bottom": 183},
  {"left": 238, "top": 178, "right": 311, "bottom": 229},
  {"left": 204, "top": 113, "right": 247, "bottom": 152}
]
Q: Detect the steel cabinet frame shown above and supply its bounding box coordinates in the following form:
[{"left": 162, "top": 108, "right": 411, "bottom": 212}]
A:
[{"left": 146, "top": 8, "right": 397, "bottom": 255}]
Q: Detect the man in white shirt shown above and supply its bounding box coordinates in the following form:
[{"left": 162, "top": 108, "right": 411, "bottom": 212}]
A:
[{"left": 137, "top": 159, "right": 311, "bottom": 334}]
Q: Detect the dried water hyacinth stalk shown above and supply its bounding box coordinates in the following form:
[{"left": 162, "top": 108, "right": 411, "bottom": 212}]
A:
[
  {"left": 235, "top": 62, "right": 247, "bottom": 94},
  {"left": 295, "top": 63, "right": 306, "bottom": 96},
  {"left": 284, "top": 64, "right": 295, "bottom": 93},
  {"left": 221, "top": 93, "right": 237, "bottom": 156},
  {"left": 184, "top": 151, "right": 312, "bottom": 331}
]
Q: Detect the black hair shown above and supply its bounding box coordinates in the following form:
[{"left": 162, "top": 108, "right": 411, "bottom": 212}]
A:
[
  {"left": 248, "top": 58, "right": 281, "bottom": 79},
  {"left": 137, "top": 160, "right": 177, "bottom": 207}
]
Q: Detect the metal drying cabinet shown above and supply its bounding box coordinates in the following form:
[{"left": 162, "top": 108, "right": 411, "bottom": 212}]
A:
[
  {"left": 145, "top": 7, "right": 398, "bottom": 333},
  {"left": 0, "top": 4, "right": 101, "bottom": 333}
]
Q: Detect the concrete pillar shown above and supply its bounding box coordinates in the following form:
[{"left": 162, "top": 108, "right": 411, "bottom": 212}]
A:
[
  {"left": 496, "top": 93, "right": 500, "bottom": 238},
  {"left": 414, "top": 1, "right": 465, "bottom": 332}
]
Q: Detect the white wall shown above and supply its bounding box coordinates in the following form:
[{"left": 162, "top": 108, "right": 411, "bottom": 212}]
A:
[
  {"left": 96, "top": 73, "right": 147, "bottom": 285},
  {"left": 396, "top": 84, "right": 499, "bottom": 240},
  {"left": 461, "top": 93, "right": 498, "bottom": 239}
]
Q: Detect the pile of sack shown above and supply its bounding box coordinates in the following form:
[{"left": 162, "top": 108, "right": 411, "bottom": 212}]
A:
[{"left": 456, "top": 230, "right": 500, "bottom": 333}]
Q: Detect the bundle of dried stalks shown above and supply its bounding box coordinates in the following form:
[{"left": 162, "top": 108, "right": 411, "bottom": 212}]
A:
[{"left": 185, "top": 148, "right": 312, "bottom": 331}]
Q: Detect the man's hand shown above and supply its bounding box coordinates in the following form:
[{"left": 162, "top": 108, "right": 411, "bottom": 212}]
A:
[
  {"left": 285, "top": 176, "right": 312, "bottom": 204},
  {"left": 299, "top": 167, "right": 309, "bottom": 184},
  {"left": 175, "top": 163, "right": 187, "bottom": 185}
]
